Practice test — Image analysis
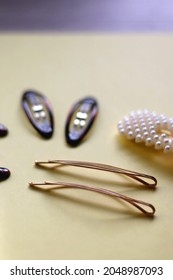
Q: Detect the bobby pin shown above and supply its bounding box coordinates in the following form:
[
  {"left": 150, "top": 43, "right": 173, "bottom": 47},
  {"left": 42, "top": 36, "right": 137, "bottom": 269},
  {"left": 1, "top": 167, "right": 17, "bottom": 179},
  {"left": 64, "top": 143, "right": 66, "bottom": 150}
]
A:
[
  {"left": 34, "top": 159, "right": 157, "bottom": 189},
  {"left": 29, "top": 181, "right": 155, "bottom": 216},
  {"left": 29, "top": 159, "right": 157, "bottom": 216}
]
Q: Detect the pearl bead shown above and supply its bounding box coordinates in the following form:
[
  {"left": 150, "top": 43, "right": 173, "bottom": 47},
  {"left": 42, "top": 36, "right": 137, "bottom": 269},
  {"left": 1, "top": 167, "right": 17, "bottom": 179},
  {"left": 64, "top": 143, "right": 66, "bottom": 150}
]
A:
[
  {"left": 163, "top": 138, "right": 170, "bottom": 145},
  {"left": 149, "top": 125, "right": 155, "bottom": 131},
  {"left": 153, "top": 134, "right": 159, "bottom": 142},
  {"left": 134, "top": 124, "right": 139, "bottom": 129},
  {"left": 141, "top": 122, "right": 146, "bottom": 127},
  {"left": 148, "top": 121, "right": 153, "bottom": 126},
  {"left": 162, "top": 119, "right": 168, "bottom": 125},
  {"left": 135, "top": 134, "right": 143, "bottom": 143},
  {"left": 125, "top": 121, "right": 130, "bottom": 126},
  {"left": 145, "top": 137, "right": 153, "bottom": 146},
  {"left": 135, "top": 128, "right": 140, "bottom": 134},
  {"left": 155, "top": 141, "right": 163, "bottom": 150},
  {"left": 127, "top": 125, "right": 132, "bottom": 131},
  {"left": 150, "top": 129, "right": 156, "bottom": 136},
  {"left": 164, "top": 145, "right": 171, "bottom": 153},
  {"left": 155, "top": 120, "right": 160, "bottom": 127},
  {"left": 142, "top": 127, "right": 147, "bottom": 133},
  {"left": 119, "top": 128, "right": 125, "bottom": 135},
  {"left": 143, "top": 132, "right": 149, "bottom": 138},
  {"left": 127, "top": 131, "right": 134, "bottom": 139},
  {"left": 160, "top": 133, "right": 167, "bottom": 139}
]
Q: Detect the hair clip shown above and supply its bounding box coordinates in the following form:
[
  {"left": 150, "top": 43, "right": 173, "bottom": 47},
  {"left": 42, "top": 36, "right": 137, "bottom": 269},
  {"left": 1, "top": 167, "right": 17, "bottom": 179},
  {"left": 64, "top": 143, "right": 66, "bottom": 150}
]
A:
[
  {"left": 22, "top": 90, "right": 54, "bottom": 139},
  {"left": 0, "top": 167, "right": 10, "bottom": 182},
  {"left": 29, "top": 159, "right": 157, "bottom": 216},
  {"left": 65, "top": 97, "right": 98, "bottom": 146},
  {"left": 0, "top": 123, "right": 8, "bottom": 137},
  {"left": 118, "top": 109, "right": 173, "bottom": 153}
]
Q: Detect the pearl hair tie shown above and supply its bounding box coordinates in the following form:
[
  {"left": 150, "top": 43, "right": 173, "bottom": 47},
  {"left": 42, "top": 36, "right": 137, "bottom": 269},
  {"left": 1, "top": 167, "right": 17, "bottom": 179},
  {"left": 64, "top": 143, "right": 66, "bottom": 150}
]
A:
[{"left": 118, "top": 110, "right": 173, "bottom": 153}]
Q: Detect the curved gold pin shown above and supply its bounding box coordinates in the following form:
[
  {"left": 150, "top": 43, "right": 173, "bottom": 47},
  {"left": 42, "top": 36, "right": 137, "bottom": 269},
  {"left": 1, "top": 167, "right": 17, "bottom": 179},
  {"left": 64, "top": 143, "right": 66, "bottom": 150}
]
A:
[
  {"left": 29, "top": 180, "right": 155, "bottom": 217},
  {"left": 29, "top": 159, "right": 157, "bottom": 217},
  {"left": 35, "top": 159, "right": 157, "bottom": 189}
]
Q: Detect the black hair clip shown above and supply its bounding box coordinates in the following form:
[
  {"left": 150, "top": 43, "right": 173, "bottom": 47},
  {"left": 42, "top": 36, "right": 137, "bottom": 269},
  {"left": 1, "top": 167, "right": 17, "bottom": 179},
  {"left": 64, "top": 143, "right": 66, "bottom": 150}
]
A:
[
  {"left": 29, "top": 159, "right": 157, "bottom": 217},
  {"left": 0, "top": 167, "right": 10, "bottom": 182},
  {"left": 0, "top": 123, "right": 8, "bottom": 137},
  {"left": 65, "top": 97, "right": 98, "bottom": 146},
  {"left": 22, "top": 90, "right": 54, "bottom": 139}
]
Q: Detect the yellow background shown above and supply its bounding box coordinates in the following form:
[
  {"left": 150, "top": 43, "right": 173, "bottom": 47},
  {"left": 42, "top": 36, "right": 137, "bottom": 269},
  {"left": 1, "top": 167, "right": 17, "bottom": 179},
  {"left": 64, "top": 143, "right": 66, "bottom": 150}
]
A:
[{"left": 0, "top": 34, "right": 173, "bottom": 259}]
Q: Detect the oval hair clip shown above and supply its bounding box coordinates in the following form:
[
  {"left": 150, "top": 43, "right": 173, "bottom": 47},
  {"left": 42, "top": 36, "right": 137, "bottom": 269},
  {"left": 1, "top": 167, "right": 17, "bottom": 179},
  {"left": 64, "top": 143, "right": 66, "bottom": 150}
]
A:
[
  {"left": 0, "top": 167, "right": 10, "bottom": 182},
  {"left": 22, "top": 90, "right": 54, "bottom": 139},
  {"left": 0, "top": 123, "right": 8, "bottom": 137},
  {"left": 65, "top": 96, "right": 98, "bottom": 146}
]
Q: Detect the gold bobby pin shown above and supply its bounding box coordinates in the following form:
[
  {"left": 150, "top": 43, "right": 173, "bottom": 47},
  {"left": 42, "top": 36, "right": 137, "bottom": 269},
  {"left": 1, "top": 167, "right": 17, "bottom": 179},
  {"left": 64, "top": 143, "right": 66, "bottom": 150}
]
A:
[{"left": 29, "top": 159, "right": 157, "bottom": 217}]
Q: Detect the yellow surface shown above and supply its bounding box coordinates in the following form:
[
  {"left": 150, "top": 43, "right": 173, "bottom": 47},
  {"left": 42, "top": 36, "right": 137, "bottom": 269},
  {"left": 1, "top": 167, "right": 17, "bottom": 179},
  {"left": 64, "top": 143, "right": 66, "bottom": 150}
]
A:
[{"left": 0, "top": 34, "right": 173, "bottom": 260}]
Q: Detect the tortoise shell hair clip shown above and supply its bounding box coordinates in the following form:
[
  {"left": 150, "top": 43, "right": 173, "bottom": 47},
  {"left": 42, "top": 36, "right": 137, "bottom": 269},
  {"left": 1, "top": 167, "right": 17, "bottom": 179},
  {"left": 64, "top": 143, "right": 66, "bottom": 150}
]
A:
[
  {"left": 65, "top": 97, "right": 98, "bottom": 147},
  {"left": 29, "top": 159, "right": 157, "bottom": 217},
  {"left": 22, "top": 90, "right": 54, "bottom": 139}
]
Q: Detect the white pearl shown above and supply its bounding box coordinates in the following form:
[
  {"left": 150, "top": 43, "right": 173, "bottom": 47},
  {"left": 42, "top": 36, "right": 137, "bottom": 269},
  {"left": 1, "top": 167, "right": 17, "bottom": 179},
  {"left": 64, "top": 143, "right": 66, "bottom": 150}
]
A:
[
  {"left": 140, "top": 122, "right": 146, "bottom": 127},
  {"left": 134, "top": 124, "right": 139, "bottom": 129},
  {"left": 135, "top": 134, "right": 143, "bottom": 143},
  {"left": 118, "top": 124, "right": 123, "bottom": 130},
  {"left": 127, "top": 125, "right": 132, "bottom": 131},
  {"left": 163, "top": 138, "right": 170, "bottom": 145},
  {"left": 153, "top": 134, "right": 159, "bottom": 143},
  {"left": 130, "top": 111, "right": 135, "bottom": 116},
  {"left": 155, "top": 120, "right": 160, "bottom": 127},
  {"left": 155, "top": 141, "right": 163, "bottom": 150},
  {"left": 148, "top": 121, "right": 153, "bottom": 126},
  {"left": 145, "top": 137, "right": 153, "bottom": 146},
  {"left": 124, "top": 116, "right": 129, "bottom": 121},
  {"left": 125, "top": 121, "right": 130, "bottom": 126},
  {"left": 164, "top": 145, "right": 171, "bottom": 153},
  {"left": 137, "top": 110, "right": 142, "bottom": 116},
  {"left": 151, "top": 112, "right": 157, "bottom": 117},
  {"left": 143, "top": 131, "right": 149, "bottom": 138},
  {"left": 135, "top": 128, "right": 140, "bottom": 134},
  {"left": 149, "top": 125, "right": 155, "bottom": 131},
  {"left": 127, "top": 131, "right": 134, "bottom": 139},
  {"left": 150, "top": 129, "right": 156, "bottom": 136},
  {"left": 144, "top": 109, "right": 149, "bottom": 114},
  {"left": 142, "top": 127, "right": 147, "bottom": 133},
  {"left": 119, "top": 128, "right": 125, "bottom": 135},
  {"left": 160, "top": 133, "right": 167, "bottom": 139}
]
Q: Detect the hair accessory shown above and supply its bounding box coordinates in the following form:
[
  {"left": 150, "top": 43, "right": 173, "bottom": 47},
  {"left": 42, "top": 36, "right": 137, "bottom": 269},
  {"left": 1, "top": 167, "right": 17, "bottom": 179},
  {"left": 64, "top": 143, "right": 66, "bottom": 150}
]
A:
[
  {"left": 0, "top": 123, "right": 8, "bottom": 137},
  {"left": 65, "top": 97, "right": 98, "bottom": 146},
  {"left": 29, "top": 159, "right": 157, "bottom": 216},
  {"left": 118, "top": 109, "right": 173, "bottom": 153},
  {"left": 22, "top": 90, "right": 54, "bottom": 139},
  {"left": 0, "top": 167, "right": 10, "bottom": 181}
]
